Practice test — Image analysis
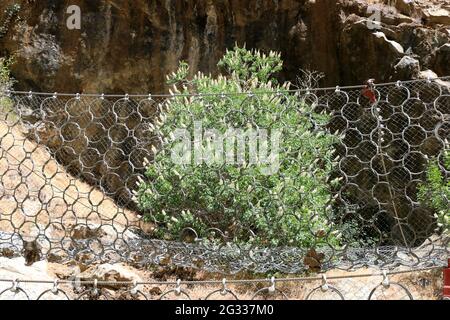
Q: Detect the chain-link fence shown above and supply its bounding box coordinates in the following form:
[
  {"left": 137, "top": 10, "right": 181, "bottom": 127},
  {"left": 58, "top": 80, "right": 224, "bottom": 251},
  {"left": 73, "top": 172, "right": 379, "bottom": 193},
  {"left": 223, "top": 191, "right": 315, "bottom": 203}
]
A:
[{"left": 0, "top": 77, "right": 448, "bottom": 282}]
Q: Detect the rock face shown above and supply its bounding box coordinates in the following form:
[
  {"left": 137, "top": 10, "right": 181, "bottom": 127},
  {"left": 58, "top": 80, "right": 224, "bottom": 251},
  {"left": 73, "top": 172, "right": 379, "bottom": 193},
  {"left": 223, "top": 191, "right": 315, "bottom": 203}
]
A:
[
  {"left": 433, "top": 44, "right": 450, "bottom": 76},
  {"left": 0, "top": 1, "right": 449, "bottom": 241},
  {"left": 394, "top": 56, "right": 421, "bottom": 79},
  {"left": 0, "top": 0, "right": 449, "bottom": 93},
  {"left": 425, "top": 8, "right": 450, "bottom": 25}
]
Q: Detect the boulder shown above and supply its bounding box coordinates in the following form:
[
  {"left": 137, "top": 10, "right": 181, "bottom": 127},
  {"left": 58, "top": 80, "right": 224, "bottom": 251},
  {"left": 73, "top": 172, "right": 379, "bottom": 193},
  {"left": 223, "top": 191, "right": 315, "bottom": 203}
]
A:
[
  {"left": 433, "top": 43, "right": 450, "bottom": 76},
  {"left": 395, "top": 0, "right": 416, "bottom": 17},
  {"left": 425, "top": 8, "right": 450, "bottom": 25},
  {"left": 418, "top": 69, "right": 450, "bottom": 89},
  {"left": 394, "top": 56, "right": 421, "bottom": 79},
  {"left": 78, "top": 263, "right": 142, "bottom": 290},
  {"left": 419, "top": 69, "right": 440, "bottom": 79},
  {"left": 339, "top": 21, "right": 406, "bottom": 83},
  {"left": 70, "top": 225, "right": 106, "bottom": 240},
  {"left": 396, "top": 13, "right": 416, "bottom": 24},
  {"left": 0, "top": 257, "right": 62, "bottom": 300},
  {"left": 373, "top": 31, "right": 405, "bottom": 55}
]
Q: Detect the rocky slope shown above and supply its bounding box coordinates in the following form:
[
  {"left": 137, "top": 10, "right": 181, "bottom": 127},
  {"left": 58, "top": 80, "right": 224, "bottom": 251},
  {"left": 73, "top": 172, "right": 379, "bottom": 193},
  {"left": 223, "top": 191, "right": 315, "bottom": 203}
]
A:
[{"left": 0, "top": 0, "right": 449, "bottom": 94}]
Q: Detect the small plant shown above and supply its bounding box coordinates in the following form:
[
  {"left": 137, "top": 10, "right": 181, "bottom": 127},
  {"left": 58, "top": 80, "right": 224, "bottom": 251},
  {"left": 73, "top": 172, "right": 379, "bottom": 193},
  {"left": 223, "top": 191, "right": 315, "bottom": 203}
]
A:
[
  {"left": 0, "top": 56, "right": 14, "bottom": 89},
  {"left": 217, "top": 45, "right": 283, "bottom": 84},
  {"left": 0, "top": 56, "right": 15, "bottom": 113},
  {"left": 0, "top": 4, "right": 21, "bottom": 38},
  {"left": 418, "top": 148, "right": 450, "bottom": 235},
  {"left": 135, "top": 45, "right": 344, "bottom": 248}
]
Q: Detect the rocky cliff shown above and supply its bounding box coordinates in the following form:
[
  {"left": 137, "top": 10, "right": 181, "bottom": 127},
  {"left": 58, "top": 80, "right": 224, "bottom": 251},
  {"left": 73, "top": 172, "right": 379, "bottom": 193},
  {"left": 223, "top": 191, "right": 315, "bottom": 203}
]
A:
[{"left": 0, "top": 0, "right": 449, "bottom": 94}]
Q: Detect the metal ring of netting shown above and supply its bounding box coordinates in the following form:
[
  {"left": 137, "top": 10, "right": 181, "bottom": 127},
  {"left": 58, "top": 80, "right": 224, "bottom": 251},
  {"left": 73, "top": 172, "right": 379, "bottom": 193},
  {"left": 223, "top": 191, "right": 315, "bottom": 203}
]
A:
[
  {"left": 129, "top": 290, "right": 148, "bottom": 300},
  {"left": 251, "top": 278, "right": 288, "bottom": 300},
  {"left": 0, "top": 280, "right": 30, "bottom": 300},
  {"left": 204, "top": 279, "right": 239, "bottom": 300},
  {"left": 368, "top": 282, "right": 414, "bottom": 300},
  {"left": 305, "top": 275, "right": 345, "bottom": 300},
  {"left": 305, "top": 285, "right": 345, "bottom": 300},
  {"left": 368, "top": 271, "right": 414, "bottom": 300},
  {"left": 159, "top": 280, "right": 191, "bottom": 300},
  {"left": 128, "top": 280, "right": 148, "bottom": 300},
  {"left": 36, "top": 280, "right": 70, "bottom": 300},
  {"left": 37, "top": 289, "right": 70, "bottom": 300},
  {"left": 204, "top": 288, "right": 239, "bottom": 300}
]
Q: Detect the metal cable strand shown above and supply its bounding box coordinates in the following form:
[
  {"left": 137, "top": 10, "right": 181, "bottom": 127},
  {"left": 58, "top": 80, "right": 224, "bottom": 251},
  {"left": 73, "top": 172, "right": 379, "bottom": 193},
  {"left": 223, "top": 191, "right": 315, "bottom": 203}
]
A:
[
  {"left": 3, "top": 76, "right": 450, "bottom": 98},
  {"left": 0, "top": 265, "right": 442, "bottom": 286}
]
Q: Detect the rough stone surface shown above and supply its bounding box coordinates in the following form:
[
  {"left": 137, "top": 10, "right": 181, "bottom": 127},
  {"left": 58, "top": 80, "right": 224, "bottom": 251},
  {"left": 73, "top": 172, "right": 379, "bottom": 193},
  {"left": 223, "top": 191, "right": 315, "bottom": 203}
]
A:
[
  {"left": 78, "top": 263, "right": 142, "bottom": 289},
  {"left": 425, "top": 8, "right": 450, "bottom": 25},
  {"left": 0, "top": 0, "right": 449, "bottom": 94},
  {"left": 0, "top": 257, "right": 56, "bottom": 300},
  {"left": 394, "top": 55, "right": 421, "bottom": 79},
  {"left": 417, "top": 68, "right": 450, "bottom": 89},
  {"left": 395, "top": 0, "right": 416, "bottom": 16},
  {"left": 433, "top": 43, "right": 450, "bottom": 76}
]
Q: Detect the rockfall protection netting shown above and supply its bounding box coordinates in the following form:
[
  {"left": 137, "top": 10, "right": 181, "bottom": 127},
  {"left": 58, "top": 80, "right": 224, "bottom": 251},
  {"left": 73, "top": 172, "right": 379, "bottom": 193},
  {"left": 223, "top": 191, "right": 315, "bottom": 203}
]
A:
[
  {"left": 0, "top": 267, "right": 444, "bottom": 300},
  {"left": 0, "top": 77, "right": 448, "bottom": 275}
]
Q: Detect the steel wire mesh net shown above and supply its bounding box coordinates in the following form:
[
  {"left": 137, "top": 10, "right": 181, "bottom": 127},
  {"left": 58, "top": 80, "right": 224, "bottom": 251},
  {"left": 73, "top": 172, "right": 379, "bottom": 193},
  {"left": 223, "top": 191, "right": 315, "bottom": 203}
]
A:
[
  {"left": 0, "top": 267, "right": 443, "bottom": 300},
  {"left": 0, "top": 78, "right": 448, "bottom": 275}
]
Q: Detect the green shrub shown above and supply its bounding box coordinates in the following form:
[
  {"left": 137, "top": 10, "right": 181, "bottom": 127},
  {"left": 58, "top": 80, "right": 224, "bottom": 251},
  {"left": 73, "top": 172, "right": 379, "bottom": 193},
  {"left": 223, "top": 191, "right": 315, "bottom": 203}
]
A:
[
  {"left": 0, "top": 56, "right": 13, "bottom": 89},
  {"left": 0, "top": 56, "right": 15, "bottom": 114},
  {"left": 418, "top": 149, "right": 450, "bottom": 235},
  {"left": 0, "top": 4, "right": 21, "bottom": 38},
  {"left": 135, "top": 46, "right": 343, "bottom": 248}
]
